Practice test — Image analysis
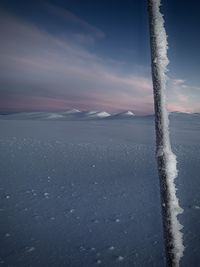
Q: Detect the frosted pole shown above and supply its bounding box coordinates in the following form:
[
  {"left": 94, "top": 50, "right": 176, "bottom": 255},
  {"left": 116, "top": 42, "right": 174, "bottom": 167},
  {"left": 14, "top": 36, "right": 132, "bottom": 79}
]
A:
[{"left": 147, "top": 0, "right": 184, "bottom": 266}]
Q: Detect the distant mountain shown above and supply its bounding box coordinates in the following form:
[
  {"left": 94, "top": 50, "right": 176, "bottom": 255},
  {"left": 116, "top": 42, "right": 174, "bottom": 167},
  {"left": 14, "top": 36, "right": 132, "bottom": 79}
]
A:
[
  {"left": 169, "top": 111, "right": 200, "bottom": 118},
  {"left": 87, "top": 111, "right": 111, "bottom": 118},
  {"left": 84, "top": 111, "right": 98, "bottom": 116},
  {"left": 60, "top": 109, "right": 81, "bottom": 115},
  {"left": 109, "top": 111, "right": 135, "bottom": 119},
  {"left": 137, "top": 112, "right": 200, "bottom": 118},
  {"left": 0, "top": 110, "right": 199, "bottom": 121},
  {"left": 120, "top": 111, "right": 135, "bottom": 116},
  {"left": 46, "top": 113, "right": 64, "bottom": 119},
  {"left": 0, "top": 110, "right": 120, "bottom": 120}
]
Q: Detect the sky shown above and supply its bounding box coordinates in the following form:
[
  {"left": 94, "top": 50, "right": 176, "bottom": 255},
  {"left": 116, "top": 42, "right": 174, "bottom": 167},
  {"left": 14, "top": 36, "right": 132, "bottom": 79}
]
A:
[{"left": 0, "top": 0, "right": 200, "bottom": 114}]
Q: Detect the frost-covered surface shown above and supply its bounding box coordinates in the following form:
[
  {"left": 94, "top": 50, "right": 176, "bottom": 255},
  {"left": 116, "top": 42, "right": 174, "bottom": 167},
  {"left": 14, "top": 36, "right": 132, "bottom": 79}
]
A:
[
  {"left": 0, "top": 116, "right": 199, "bottom": 266},
  {"left": 0, "top": 119, "right": 165, "bottom": 267},
  {"left": 170, "top": 115, "right": 200, "bottom": 267},
  {"left": 148, "top": 0, "right": 184, "bottom": 265}
]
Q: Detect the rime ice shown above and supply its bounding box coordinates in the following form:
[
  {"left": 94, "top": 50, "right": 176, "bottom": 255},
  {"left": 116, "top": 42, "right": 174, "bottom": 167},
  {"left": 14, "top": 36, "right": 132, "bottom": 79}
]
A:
[{"left": 148, "top": 0, "right": 184, "bottom": 265}]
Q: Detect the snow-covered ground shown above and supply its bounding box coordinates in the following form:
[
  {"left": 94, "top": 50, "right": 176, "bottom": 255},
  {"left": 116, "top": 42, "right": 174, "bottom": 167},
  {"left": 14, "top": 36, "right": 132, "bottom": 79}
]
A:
[
  {"left": 0, "top": 113, "right": 199, "bottom": 266},
  {"left": 169, "top": 114, "right": 200, "bottom": 267}
]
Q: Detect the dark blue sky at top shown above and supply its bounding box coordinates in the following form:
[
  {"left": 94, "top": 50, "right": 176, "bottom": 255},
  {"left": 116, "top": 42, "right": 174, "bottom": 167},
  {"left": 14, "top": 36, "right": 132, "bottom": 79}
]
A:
[
  {"left": 0, "top": 0, "right": 200, "bottom": 113},
  {"left": 162, "top": 0, "right": 200, "bottom": 86},
  {"left": 1, "top": 0, "right": 149, "bottom": 74},
  {"left": 1, "top": 0, "right": 200, "bottom": 83}
]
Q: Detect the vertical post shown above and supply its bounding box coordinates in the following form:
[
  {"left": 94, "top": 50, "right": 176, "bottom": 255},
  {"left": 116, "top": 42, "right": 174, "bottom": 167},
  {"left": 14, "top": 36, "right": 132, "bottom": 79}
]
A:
[{"left": 147, "top": 0, "right": 184, "bottom": 266}]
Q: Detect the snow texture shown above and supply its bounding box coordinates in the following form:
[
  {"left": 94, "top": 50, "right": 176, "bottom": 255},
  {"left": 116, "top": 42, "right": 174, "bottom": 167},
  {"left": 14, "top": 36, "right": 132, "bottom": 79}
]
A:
[
  {"left": 148, "top": 0, "right": 184, "bottom": 266},
  {"left": 0, "top": 114, "right": 199, "bottom": 266},
  {"left": 0, "top": 119, "right": 166, "bottom": 267}
]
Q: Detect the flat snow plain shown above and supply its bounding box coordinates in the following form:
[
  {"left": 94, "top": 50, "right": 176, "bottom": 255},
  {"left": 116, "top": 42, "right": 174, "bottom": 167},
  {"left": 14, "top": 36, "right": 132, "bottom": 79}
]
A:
[{"left": 0, "top": 114, "right": 199, "bottom": 266}]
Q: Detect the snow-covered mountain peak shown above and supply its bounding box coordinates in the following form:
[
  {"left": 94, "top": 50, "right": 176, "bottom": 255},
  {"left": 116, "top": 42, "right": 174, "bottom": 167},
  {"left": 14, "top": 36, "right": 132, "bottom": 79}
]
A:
[
  {"left": 63, "top": 109, "right": 81, "bottom": 114},
  {"left": 90, "top": 111, "right": 111, "bottom": 118},
  {"left": 121, "top": 111, "right": 135, "bottom": 116}
]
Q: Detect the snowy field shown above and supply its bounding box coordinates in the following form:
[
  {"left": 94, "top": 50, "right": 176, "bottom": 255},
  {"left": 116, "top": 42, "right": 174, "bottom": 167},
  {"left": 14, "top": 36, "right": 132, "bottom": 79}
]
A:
[{"left": 0, "top": 113, "right": 199, "bottom": 266}]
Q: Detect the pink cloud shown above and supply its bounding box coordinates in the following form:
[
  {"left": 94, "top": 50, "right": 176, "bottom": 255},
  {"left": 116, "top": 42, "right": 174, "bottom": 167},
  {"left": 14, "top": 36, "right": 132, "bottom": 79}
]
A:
[
  {"left": 167, "top": 79, "right": 200, "bottom": 113},
  {"left": 1, "top": 13, "right": 199, "bottom": 114}
]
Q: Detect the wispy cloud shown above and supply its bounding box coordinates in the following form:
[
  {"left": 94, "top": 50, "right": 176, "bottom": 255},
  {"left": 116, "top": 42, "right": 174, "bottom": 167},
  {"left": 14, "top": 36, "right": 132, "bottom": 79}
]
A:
[
  {"left": 0, "top": 10, "right": 199, "bottom": 114},
  {"left": 0, "top": 12, "right": 154, "bottom": 114},
  {"left": 167, "top": 79, "right": 200, "bottom": 113}
]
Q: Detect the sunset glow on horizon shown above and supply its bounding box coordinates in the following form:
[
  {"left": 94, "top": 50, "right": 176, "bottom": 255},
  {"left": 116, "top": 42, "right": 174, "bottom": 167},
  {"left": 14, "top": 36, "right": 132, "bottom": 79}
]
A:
[{"left": 0, "top": 0, "right": 200, "bottom": 114}]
